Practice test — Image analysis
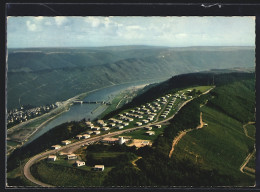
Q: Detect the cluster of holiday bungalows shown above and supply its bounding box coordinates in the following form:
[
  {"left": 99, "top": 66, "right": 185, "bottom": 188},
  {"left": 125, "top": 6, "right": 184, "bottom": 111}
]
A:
[{"left": 47, "top": 152, "right": 105, "bottom": 171}]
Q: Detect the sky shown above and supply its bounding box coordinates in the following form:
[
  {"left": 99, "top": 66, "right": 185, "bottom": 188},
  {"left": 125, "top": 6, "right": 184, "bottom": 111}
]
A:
[{"left": 7, "top": 16, "right": 255, "bottom": 48}]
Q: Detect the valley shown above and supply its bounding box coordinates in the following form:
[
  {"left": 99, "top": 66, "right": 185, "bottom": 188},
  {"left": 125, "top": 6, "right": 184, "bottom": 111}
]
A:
[
  {"left": 7, "top": 71, "right": 256, "bottom": 187},
  {"left": 7, "top": 46, "right": 254, "bottom": 110}
]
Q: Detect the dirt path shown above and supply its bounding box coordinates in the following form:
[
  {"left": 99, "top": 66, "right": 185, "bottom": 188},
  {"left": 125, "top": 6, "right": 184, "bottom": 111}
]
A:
[
  {"left": 239, "top": 121, "right": 255, "bottom": 177},
  {"left": 131, "top": 157, "right": 142, "bottom": 170},
  {"left": 239, "top": 148, "right": 255, "bottom": 177},
  {"left": 242, "top": 121, "right": 255, "bottom": 140},
  {"left": 169, "top": 112, "right": 204, "bottom": 158}
]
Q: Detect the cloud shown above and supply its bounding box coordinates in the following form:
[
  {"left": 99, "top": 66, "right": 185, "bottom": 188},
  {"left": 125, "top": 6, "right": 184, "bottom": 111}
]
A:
[
  {"left": 126, "top": 25, "right": 144, "bottom": 31},
  {"left": 26, "top": 21, "right": 37, "bottom": 31},
  {"left": 34, "top": 16, "right": 44, "bottom": 21},
  {"left": 175, "top": 33, "right": 188, "bottom": 38},
  {"left": 55, "top": 17, "right": 68, "bottom": 26},
  {"left": 84, "top": 17, "right": 101, "bottom": 27}
]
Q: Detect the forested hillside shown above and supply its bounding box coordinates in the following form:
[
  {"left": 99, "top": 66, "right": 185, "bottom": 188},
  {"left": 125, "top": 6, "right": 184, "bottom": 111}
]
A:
[{"left": 7, "top": 46, "right": 254, "bottom": 110}]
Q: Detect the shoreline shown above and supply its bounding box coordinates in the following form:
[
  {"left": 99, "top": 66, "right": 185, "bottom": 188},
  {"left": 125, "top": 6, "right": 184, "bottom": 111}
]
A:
[{"left": 7, "top": 78, "right": 165, "bottom": 152}]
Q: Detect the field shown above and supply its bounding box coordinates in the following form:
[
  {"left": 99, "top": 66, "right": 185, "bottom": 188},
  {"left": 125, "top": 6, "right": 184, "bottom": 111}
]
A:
[
  {"left": 30, "top": 149, "right": 134, "bottom": 186},
  {"left": 178, "top": 86, "right": 213, "bottom": 94},
  {"left": 118, "top": 126, "right": 165, "bottom": 141},
  {"left": 173, "top": 105, "right": 255, "bottom": 185},
  {"left": 7, "top": 158, "right": 38, "bottom": 187},
  {"left": 89, "top": 151, "right": 125, "bottom": 159},
  {"left": 30, "top": 160, "right": 112, "bottom": 186}
]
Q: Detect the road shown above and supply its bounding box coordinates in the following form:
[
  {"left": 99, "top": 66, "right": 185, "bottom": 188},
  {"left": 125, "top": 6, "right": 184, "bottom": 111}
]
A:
[{"left": 23, "top": 87, "right": 214, "bottom": 187}]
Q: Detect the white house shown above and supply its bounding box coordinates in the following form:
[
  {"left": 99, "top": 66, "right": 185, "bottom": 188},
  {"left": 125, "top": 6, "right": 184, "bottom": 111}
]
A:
[
  {"left": 93, "top": 131, "right": 101, "bottom": 135},
  {"left": 48, "top": 155, "right": 57, "bottom": 161},
  {"left": 135, "top": 122, "right": 142, "bottom": 126},
  {"left": 122, "top": 122, "right": 129, "bottom": 126},
  {"left": 109, "top": 123, "right": 116, "bottom": 127},
  {"left": 97, "top": 120, "right": 104, "bottom": 124},
  {"left": 86, "top": 131, "right": 94, "bottom": 135},
  {"left": 85, "top": 121, "right": 92, "bottom": 126},
  {"left": 51, "top": 145, "right": 61, "bottom": 150},
  {"left": 142, "top": 119, "right": 149, "bottom": 124},
  {"left": 148, "top": 117, "right": 154, "bottom": 121},
  {"left": 61, "top": 140, "right": 71, "bottom": 145},
  {"left": 87, "top": 124, "right": 94, "bottom": 129},
  {"left": 155, "top": 124, "right": 162, "bottom": 128},
  {"left": 144, "top": 126, "right": 152, "bottom": 130},
  {"left": 117, "top": 125, "right": 124, "bottom": 129},
  {"left": 76, "top": 135, "right": 83, "bottom": 140},
  {"left": 82, "top": 134, "right": 90, "bottom": 139},
  {"left": 101, "top": 127, "right": 110, "bottom": 131},
  {"left": 146, "top": 131, "right": 155, "bottom": 136},
  {"left": 93, "top": 165, "right": 105, "bottom": 171},
  {"left": 91, "top": 127, "right": 100, "bottom": 131},
  {"left": 116, "top": 120, "right": 123, "bottom": 124},
  {"left": 75, "top": 160, "right": 85, "bottom": 167},
  {"left": 67, "top": 154, "right": 77, "bottom": 160}
]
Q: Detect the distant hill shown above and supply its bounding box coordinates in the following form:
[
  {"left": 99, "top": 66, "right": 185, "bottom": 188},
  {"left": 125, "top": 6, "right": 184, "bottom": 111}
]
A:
[{"left": 7, "top": 46, "right": 255, "bottom": 110}]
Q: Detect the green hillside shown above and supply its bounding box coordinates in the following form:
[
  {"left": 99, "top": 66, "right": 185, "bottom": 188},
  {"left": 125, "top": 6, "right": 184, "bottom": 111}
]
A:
[
  {"left": 102, "top": 72, "right": 255, "bottom": 186},
  {"left": 7, "top": 71, "right": 255, "bottom": 186},
  {"left": 172, "top": 79, "right": 255, "bottom": 185},
  {"left": 7, "top": 46, "right": 254, "bottom": 110}
]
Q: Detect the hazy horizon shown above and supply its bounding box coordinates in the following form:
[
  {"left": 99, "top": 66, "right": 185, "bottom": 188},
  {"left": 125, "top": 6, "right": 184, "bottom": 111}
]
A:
[{"left": 7, "top": 45, "right": 255, "bottom": 49}]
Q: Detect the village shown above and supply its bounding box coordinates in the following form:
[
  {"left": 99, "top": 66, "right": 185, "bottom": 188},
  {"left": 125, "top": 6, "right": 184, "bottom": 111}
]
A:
[
  {"left": 44, "top": 89, "right": 195, "bottom": 171},
  {"left": 7, "top": 103, "right": 57, "bottom": 127}
]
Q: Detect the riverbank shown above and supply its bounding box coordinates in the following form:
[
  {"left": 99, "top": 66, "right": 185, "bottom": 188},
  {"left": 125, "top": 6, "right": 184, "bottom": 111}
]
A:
[
  {"left": 97, "top": 84, "right": 148, "bottom": 119},
  {"left": 7, "top": 79, "right": 162, "bottom": 155}
]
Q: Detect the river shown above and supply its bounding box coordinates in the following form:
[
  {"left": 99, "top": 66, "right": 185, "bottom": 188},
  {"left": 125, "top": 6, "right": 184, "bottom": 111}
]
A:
[{"left": 26, "top": 79, "right": 166, "bottom": 144}]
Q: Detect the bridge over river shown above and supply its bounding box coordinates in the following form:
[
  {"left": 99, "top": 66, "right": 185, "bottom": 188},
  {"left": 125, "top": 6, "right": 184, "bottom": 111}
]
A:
[{"left": 73, "top": 101, "right": 111, "bottom": 105}]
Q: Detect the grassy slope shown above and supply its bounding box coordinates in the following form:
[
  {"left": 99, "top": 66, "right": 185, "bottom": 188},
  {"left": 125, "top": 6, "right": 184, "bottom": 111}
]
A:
[
  {"left": 30, "top": 160, "right": 110, "bottom": 186},
  {"left": 245, "top": 124, "right": 256, "bottom": 139},
  {"left": 119, "top": 127, "right": 165, "bottom": 141},
  {"left": 173, "top": 80, "right": 255, "bottom": 186}
]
